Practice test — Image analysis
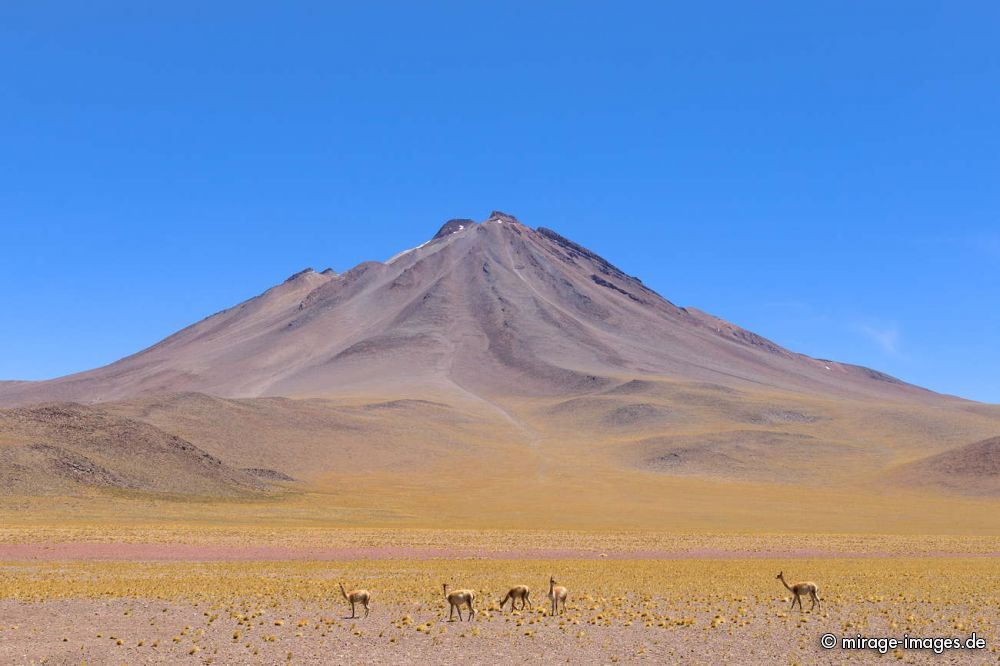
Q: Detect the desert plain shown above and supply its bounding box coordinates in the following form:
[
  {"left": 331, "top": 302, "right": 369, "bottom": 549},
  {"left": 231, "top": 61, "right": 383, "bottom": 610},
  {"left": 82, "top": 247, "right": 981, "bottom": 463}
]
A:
[
  {"left": 2, "top": 524, "right": 1000, "bottom": 665},
  {"left": 2, "top": 218, "right": 999, "bottom": 664}
]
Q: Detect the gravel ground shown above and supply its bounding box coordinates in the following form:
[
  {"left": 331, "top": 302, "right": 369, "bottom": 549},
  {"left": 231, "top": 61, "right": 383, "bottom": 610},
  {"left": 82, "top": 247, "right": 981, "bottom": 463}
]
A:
[{"left": 1, "top": 596, "right": 996, "bottom": 665}]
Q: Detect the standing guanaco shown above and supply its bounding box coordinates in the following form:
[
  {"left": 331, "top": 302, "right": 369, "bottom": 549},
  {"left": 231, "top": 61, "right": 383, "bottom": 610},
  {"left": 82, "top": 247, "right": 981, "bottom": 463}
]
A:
[
  {"left": 776, "top": 572, "right": 820, "bottom": 611},
  {"left": 548, "top": 576, "right": 568, "bottom": 616},
  {"left": 339, "top": 582, "right": 371, "bottom": 618},
  {"left": 499, "top": 585, "right": 531, "bottom": 611},
  {"left": 443, "top": 583, "right": 476, "bottom": 621}
]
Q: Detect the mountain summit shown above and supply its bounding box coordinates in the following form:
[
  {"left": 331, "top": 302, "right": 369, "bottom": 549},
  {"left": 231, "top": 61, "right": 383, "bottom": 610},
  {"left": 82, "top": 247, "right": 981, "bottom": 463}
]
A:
[{"left": 0, "top": 213, "right": 931, "bottom": 406}]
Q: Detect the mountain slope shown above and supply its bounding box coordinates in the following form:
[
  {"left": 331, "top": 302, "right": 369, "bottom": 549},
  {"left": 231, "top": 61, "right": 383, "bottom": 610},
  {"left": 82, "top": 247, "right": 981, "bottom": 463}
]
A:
[
  {"left": 0, "top": 403, "right": 268, "bottom": 496},
  {"left": 891, "top": 436, "right": 1000, "bottom": 496},
  {"left": 0, "top": 212, "right": 940, "bottom": 407}
]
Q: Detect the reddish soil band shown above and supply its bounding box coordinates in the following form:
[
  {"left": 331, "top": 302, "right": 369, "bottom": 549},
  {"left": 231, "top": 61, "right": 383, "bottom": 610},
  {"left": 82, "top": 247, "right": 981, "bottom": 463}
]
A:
[{"left": 1, "top": 543, "right": 999, "bottom": 562}]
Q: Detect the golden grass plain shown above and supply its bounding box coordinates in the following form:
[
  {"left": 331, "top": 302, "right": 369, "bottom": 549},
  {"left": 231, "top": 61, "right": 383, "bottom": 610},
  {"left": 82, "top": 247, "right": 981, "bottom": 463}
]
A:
[{"left": 2, "top": 557, "right": 998, "bottom": 664}]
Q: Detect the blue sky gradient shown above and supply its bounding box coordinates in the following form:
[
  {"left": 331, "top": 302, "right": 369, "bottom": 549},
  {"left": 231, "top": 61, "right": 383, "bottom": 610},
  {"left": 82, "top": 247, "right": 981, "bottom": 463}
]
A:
[{"left": 1, "top": 2, "right": 998, "bottom": 401}]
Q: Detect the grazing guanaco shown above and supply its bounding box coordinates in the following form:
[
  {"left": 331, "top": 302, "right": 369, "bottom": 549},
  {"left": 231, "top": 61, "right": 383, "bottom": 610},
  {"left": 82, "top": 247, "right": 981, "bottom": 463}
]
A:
[
  {"left": 499, "top": 585, "right": 531, "bottom": 611},
  {"left": 776, "top": 571, "right": 820, "bottom": 612},
  {"left": 548, "top": 576, "right": 568, "bottom": 616},
  {"left": 443, "top": 583, "right": 476, "bottom": 621},
  {"left": 339, "top": 582, "right": 371, "bottom": 618}
]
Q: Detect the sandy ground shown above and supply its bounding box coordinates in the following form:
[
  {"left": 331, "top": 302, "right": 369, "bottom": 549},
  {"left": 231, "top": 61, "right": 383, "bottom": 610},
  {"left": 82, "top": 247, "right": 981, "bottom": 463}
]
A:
[
  {"left": 6, "top": 542, "right": 1000, "bottom": 561},
  {"left": 1, "top": 596, "right": 996, "bottom": 665}
]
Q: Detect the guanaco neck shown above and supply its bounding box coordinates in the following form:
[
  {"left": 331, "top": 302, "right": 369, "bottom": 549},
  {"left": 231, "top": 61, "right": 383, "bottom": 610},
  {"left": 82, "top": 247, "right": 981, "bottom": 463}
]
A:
[
  {"left": 778, "top": 575, "right": 794, "bottom": 592},
  {"left": 340, "top": 583, "right": 348, "bottom": 599}
]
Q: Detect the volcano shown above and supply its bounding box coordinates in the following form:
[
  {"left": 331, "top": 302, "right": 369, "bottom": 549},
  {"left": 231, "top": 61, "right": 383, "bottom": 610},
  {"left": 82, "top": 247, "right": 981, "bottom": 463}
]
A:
[
  {"left": 1, "top": 212, "right": 998, "bottom": 521},
  {"left": 0, "top": 211, "right": 936, "bottom": 406}
]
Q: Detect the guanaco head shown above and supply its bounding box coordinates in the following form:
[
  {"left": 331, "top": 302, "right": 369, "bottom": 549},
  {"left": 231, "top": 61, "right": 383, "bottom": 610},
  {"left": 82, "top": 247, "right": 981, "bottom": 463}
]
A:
[
  {"left": 442, "top": 583, "right": 449, "bottom": 596},
  {"left": 550, "top": 575, "right": 556, "bottom": 585},
  {"left": 776, "top": 571, "right": 784, "bottom": 580}
]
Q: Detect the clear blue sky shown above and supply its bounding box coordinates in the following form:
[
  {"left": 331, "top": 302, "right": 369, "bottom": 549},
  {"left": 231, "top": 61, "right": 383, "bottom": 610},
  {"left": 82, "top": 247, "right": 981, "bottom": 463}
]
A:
[{"left": 1, "top": 2, "right": 998, "bottom": 402}]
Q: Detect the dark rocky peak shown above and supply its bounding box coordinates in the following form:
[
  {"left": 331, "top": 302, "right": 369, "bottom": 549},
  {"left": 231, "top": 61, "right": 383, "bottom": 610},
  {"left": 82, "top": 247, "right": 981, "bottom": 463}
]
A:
[
  {"left": 433, "top": 218, "right": 476, "bottom": 240},
  {"left": 320, "top": 268, "right": 338, "bottom": 276},
  {"left": 284, "top": 268, "right": 316, "bottom": 283},
  {"left": 486, "top": 210, "right": 520, "bottom": 224}
]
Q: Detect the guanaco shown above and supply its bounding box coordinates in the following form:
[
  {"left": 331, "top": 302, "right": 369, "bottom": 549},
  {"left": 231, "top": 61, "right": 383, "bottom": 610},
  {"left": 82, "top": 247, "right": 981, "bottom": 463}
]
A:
[
  {"left": 776, "top": 571, "right": 820, "bottom": 612},
  {"left": 548, "top": 576, "right": 568, "bottom": 616},
  {"left": 499, "top": 585, "right": 531, "bottom": 611},
  {"left": 339, "top": 582, "right": 371, "bottom": 618},
  {"left": 443, "top": 583, "right": 476, "bottom": 621}
]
